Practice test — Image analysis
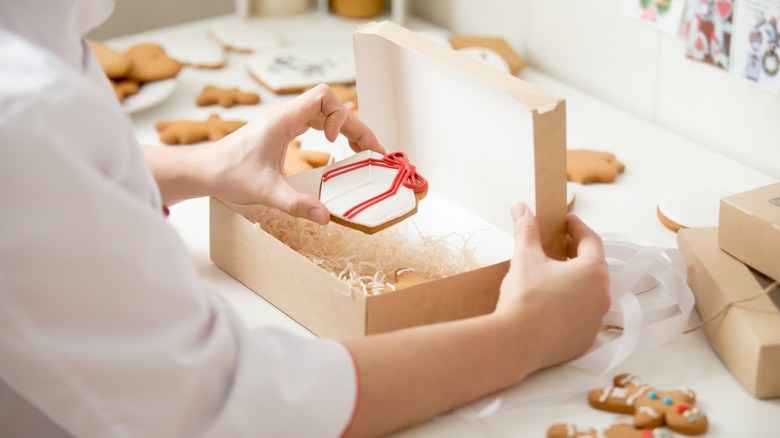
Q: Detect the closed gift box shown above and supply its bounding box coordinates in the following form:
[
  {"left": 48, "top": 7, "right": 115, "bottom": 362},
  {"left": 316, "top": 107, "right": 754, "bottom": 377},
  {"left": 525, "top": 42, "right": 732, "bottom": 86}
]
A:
[
  {"left": 718, "top": 182, "right": 780, "bottom": 282},
  {"left": 677, "top": 227, "right": 780, "bottom": 398},
  {"left": 209, "top": 21, "right": 567, "bottom": 338}
]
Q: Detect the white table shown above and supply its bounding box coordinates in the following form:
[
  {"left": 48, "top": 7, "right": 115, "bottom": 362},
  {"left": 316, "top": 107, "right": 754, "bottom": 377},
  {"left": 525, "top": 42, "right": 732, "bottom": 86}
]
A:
[{"left": 115, "top": 12, "right": 780, "bottom": 437}]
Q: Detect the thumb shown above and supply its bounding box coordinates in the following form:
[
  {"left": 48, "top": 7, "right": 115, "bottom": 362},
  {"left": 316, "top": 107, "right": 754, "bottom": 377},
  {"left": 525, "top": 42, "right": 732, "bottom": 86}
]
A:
[
  {"left": 273, "top": 181, "right": 330, "bottom": 225},
  {"left": 510, "top": 202, "right": 543, "bottom": 260}
]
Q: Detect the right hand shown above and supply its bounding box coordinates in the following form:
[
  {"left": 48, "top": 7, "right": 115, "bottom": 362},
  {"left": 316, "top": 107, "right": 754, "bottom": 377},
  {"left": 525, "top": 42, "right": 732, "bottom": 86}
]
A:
[{"left": 495, "top": 202, "right": 610, "bottom": 371}]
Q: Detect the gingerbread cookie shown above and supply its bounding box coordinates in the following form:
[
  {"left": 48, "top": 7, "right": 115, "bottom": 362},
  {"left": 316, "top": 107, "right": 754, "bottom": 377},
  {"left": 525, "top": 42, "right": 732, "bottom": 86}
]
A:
[
  {"left": 548, "top": 422, "right": 674, "bottom": 438},
  {"left": 567, "top": 149, "right": 625, "bottom": 184},
  {"left": 284, "top": 140, "right": 331, "bottom": 175},
  {"left": 155, "top": 114, "right": 245, "bottom": 145},
  {"left": 360, "top": 268, "right": 434, "bottom": 295},
  {"left": 111, "top": 79, "right": 139, "bottom": 102},
  {"left": 656, "top": 187, "right": 730, "bottom": 233},
  {"left": 246, "top": 48, "right": 355, "bottom": 94},
  {"left": 319, "top": 150, "right": 428, "bottom": 234},
  {"left": 124, "top": 43, "right": 183, "bottom": 83},
  {"left": 196, "top": 85, "right": 260, "bottom": 108},
  {"left": 89, "top": 40, "right": 131, "bottom": 79},
  {"left": 588, "top": 374, "right": 707, "bottom": 435}
]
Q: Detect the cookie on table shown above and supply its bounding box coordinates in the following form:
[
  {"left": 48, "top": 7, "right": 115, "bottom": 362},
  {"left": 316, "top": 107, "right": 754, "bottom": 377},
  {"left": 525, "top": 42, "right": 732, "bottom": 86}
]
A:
[
  {"left": 89, "top": 40, "right": 131, "bottom": 79},
  {"left": 246, "top": 48, "right": 355, "bottom": 95},
  {"left": 567, "top": 149, "right": 625, "bottom": 184},
  {"left": 588, "top": 374, "right": 707, "bottom": 435},
  {"left": 124, "top": 43, "right": 182, "bottom": 83},
  {"left": 155, "top": 28, "right": 227, "bottom": 69},
  {"left": 656, "top": 187, "right": 731, "bottom": 233},
  {"left": 284, "top": 140, "right": 331, "bottom": 175},
  {"left": 155, "top": 114, "right": 245, "bottom": 145},
  {"left": 548, "top": 422, "right": 675, "bottom": 438},
  {"left": 111, "top": 79, "right": 140, "bottom": 102},
  {"left": 196, "top": 85, "right": 260, "bottom": 108}
]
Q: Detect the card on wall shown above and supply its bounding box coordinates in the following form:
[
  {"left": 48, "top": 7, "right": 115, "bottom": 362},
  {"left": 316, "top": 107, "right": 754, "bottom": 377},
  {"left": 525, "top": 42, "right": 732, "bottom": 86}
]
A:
[
  {"left": 731, "top": 0, "right": 780, "bottom": 93},
  {"left": 684, "top": 0, "right": 734, "bottom": 70},
  {"left": 622, "top": 0, "right": 687, "bottom": 35}
]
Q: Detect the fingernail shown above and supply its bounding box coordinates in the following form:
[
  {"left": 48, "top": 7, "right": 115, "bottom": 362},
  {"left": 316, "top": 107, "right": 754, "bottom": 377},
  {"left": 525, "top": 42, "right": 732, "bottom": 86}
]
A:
[
  {"left": 511, "top": 203, "right": 526, "bottom": 221},
  {"left": 309, "top": 208, "right": 328, "bottom": 225}
]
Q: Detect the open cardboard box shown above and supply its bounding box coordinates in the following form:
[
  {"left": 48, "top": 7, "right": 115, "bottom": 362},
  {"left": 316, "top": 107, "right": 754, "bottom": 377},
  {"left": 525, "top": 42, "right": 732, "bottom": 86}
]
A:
[
  {"left": 678, "top": 227, "right": 780, "bottom": 398},
  {"left": 719, "top": 182, "right": 780, "bottom": 282},
  {"left": 210, "top": 21, "right": 567, "bottom": 338}
]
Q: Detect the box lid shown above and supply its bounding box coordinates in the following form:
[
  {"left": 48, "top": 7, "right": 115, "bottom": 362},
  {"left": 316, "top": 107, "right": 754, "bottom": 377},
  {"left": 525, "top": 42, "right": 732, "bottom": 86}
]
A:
[{"left": 353, "top": 21, "right": 567, "bottom": 259}]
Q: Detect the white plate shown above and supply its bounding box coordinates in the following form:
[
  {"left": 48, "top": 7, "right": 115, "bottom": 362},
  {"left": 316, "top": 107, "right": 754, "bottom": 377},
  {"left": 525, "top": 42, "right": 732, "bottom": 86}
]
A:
[{"left": 122, "top": 78, "right": 177, "bottom": 114}]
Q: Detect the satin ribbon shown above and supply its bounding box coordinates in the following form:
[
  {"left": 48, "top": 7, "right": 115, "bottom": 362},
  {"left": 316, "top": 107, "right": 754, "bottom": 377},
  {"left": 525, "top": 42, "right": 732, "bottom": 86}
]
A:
[
  {"left": 455, "top": 234, "right": 695, "bottom": 419},
  {"left": 321, "top": 152, "right": 428, "bottom": 219}
]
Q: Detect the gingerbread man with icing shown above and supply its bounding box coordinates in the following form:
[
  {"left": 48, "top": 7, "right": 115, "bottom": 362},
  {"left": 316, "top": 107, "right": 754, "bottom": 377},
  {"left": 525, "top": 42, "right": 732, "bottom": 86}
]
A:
[
  {"left": 587, "top": 374, "right": 707, "bottom": 435},
  {"left": 547, "top": 422, "right": 674, "bottom": 438}
]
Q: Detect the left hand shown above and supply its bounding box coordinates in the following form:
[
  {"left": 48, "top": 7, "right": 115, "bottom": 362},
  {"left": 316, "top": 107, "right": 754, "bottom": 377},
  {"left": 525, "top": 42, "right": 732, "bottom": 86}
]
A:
[{"left": 202, "top": 84, "right": 385, "bottom": 224}]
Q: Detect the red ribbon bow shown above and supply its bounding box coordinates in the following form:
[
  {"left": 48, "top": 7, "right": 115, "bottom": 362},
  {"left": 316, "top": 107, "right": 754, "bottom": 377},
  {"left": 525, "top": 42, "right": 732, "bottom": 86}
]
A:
[{"left": 321, "top": 152, "right": 428, "bottom": 219}]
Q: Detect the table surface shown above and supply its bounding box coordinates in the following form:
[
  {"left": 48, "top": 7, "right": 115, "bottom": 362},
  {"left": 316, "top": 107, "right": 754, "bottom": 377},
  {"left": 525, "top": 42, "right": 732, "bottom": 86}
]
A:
[{"left": 113, "top": 11, "right": 780, "bottom": 437}]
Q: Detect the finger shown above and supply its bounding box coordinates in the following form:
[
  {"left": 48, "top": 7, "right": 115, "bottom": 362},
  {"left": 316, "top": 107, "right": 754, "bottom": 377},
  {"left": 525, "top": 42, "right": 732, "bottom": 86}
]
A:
[
  {"left": 510, "top": 202, "right": 545, "bottom": 261},
  {"left": 272, "top": 179, "right": 330, "bottom": 225},
  {"left": 340, "top": 110, "right": 385, "bottom": 154},
  {"left": 566, "top": 214, "right": 604, "bottom": 260}
]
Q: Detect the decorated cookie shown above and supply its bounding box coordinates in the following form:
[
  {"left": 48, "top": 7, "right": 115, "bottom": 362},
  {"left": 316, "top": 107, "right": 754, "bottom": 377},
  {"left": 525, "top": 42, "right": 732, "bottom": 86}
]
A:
[
  {"left": 319, "top": 150, "right": 428, "bottom": 234},
  {"left": 588, "top": 374, "right": 707, "bottom": 435},
  {"left": 89, "top": 40, "right": 131, "bottom": 79},
  {"left": 567, "top": 149, "right": 625, "bottom": 184},
  {"left": 155, "top": 27, "right": 227, "bottom": 69},
  {"left": 548, "top": 422, "right": 674, "bottom": 438},
  {"left": 656, "top": 187, "right": 731, "bottom": 233},
  {"left": 111, "top": 79, "right": 140, "bottom": 102},
  {"left": 284, "top": 140, "right": 331, "bottom": 175},
  {"left": 124, "top": 43, "right": 182, "bottom": 83},
  {"left": 155, "top": 114, "right": 245, "bottom": 145},
  {"left": 196, "top": 85, "right": 260, "bottom": 108},
  {"left": 448, "top": 35, "right": 526, "bottom": 75},
  {"left": 246, "top": 48, "right": 355, "bottom": 94}
]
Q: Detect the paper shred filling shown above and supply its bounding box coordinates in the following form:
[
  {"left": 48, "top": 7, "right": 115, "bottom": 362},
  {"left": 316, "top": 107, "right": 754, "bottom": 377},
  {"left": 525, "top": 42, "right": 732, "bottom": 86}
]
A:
[{"left": 250, "top": 206, "right": 482, "bottom": 295}]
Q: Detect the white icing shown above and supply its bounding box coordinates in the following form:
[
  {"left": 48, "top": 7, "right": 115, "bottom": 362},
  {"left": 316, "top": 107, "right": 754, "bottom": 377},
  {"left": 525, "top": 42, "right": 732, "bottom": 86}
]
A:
[
  {"left": 319, "top": 151, "right": 419, "bottom": 229},
  {"left": 155, "top": 28, "right": 226, "bottom": 67},
  {"left": 610, "top": 387, "right": 628, "bottom": 399},
  {"left": 209, "top": 18, "right": 283, "bottom": 52},
  {"left": 677, "top": 387, "right": 695, "bottom": 399},
  {"left": 599, "top": 386, "right": 613, "bottom": 403},
  {"left": 639, "top": 406, "right": 660, "bottom": 418},
  {"left": 246, "top": 48, "right": 355, "bottom": 92},
  {"left": 626, "top": 385, "right": 648, "bottom": 405}
]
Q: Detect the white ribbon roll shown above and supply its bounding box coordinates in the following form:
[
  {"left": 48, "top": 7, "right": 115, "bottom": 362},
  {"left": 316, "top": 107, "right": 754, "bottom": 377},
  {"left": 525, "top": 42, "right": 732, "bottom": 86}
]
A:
[{"left": 455, "top": 234, "right": 695, "bottom": 419}]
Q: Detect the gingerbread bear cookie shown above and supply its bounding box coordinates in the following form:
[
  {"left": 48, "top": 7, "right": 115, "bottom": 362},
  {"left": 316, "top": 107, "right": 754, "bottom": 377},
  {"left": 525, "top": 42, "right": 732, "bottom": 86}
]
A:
[
  {"left": 155, "top": 114, "right": 245, "bottom": 145},
  {"left": 548, "top": 422, "right": 674, "bottom": 438},
  {"left": 588, "top": 374, "right": 707, "bottom": 435},
  {"left": 124, "top": 43, "right": 182, "bottom": 83},
  {"left": 284, "top": 140, "right": 331, "bottom": 175},
  {"left": 196, "top": 85, "right": 260, "bottom": 108},
  {"left": 567, "top": 149, "right": 625, "bottom": 184}
]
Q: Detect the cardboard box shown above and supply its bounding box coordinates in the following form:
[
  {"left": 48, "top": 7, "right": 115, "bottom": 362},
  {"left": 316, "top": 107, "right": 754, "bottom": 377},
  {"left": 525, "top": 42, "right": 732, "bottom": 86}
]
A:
[
  {"left": 719, "top": 182, "right": 780, "bottom": 282},
  {"left": 678, "top": 227, "right": 780, "bottom": 398},
  {"left": 209, "top": 21, "right": 567, "bottom": 338}
]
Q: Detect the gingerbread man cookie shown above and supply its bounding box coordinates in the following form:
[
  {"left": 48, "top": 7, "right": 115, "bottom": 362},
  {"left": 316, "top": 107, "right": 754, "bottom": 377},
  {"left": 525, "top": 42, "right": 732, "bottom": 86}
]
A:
[
  {"left": 196, "top": 85, "right": 260, "bottom": 108},
  {"left": 155, "top": 114, "right": 245, "bottom": 145},
  {"left": 284, "top": 140, "right": 331, "bottom": 175},
  {"left": 361, "top": 268, "right": 434, "bottom": 295},
  {"left": 548, "top": 422, "right": 674, "bottom": 438},
  {"left": 567, "top": 149, "right": 625, "bottom": 184},
  {"left": 111, "top": 79, "right": 139, "bottom": 102},
  {"left": 588, "top": 374, "right": 707, "bottom": 435}
]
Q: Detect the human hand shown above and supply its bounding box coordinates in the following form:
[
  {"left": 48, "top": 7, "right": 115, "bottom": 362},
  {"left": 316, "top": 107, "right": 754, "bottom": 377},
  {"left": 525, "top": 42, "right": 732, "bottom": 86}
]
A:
[
  {"left": 495, "top": 203, "right": 610, "bottom": 371},
  {"left": 202, "top": 84, "right": 385, "bottom": 224}
]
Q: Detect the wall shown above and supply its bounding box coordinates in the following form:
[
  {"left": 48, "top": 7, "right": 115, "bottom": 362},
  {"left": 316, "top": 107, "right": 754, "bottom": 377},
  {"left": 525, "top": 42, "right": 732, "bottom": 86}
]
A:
[{"left": 412, "top": 0, "right": 780, "bottom": 180}]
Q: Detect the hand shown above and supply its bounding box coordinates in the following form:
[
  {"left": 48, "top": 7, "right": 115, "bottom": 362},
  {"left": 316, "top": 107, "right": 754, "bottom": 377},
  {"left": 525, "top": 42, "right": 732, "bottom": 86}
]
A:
[
  {"left": 202, "top": 84, "right": 385, "bottom": 224},
  {"left": 495, "top": 203, "right": 610, "bottom": 371}
]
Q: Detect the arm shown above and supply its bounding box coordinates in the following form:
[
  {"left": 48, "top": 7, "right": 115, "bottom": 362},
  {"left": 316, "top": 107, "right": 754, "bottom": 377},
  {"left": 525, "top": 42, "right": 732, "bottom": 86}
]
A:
[
  {"left": 342, "top": 203, "right": 610, "bottom": 437},
  {"left": 142, "top": 84, "right": 384, "bottom": 222}
]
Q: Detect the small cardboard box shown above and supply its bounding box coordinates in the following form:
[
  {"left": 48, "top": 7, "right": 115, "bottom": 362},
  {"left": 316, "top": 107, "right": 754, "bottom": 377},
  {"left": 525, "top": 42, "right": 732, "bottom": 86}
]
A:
[
  {"left": 677, "top": 227, "right": 780, "bottom": 398},
  {"left": 719, "top": 182, "right": 780, "bottom": 282},
  {"left": 209, "top": 21, "right": 567, "bottom": 338}
]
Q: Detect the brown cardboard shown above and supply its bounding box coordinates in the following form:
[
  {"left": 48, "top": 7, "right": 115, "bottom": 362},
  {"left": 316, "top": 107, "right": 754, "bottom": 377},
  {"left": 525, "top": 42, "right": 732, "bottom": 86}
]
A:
[
  {"left": 719, "top": 182, "right": 780, "bottom": 281},
  {"left": 209, "top": 21, "right": 566, "bottom": 338},
  {"left": 677, "top": 227, "right": 780, "bottom": 398}
]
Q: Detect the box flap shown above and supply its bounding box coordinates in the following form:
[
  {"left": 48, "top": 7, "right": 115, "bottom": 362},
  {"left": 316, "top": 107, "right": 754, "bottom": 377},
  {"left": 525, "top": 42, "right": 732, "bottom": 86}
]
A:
[{"left": 354, "top": 21, "right": 567, "bottom": 259}]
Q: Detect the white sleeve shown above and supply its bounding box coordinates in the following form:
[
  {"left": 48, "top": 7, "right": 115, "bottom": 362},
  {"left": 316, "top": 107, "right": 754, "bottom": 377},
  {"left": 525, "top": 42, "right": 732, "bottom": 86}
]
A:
[{"left": 0, "top": 30, "right": 357, "bottom": 438}]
